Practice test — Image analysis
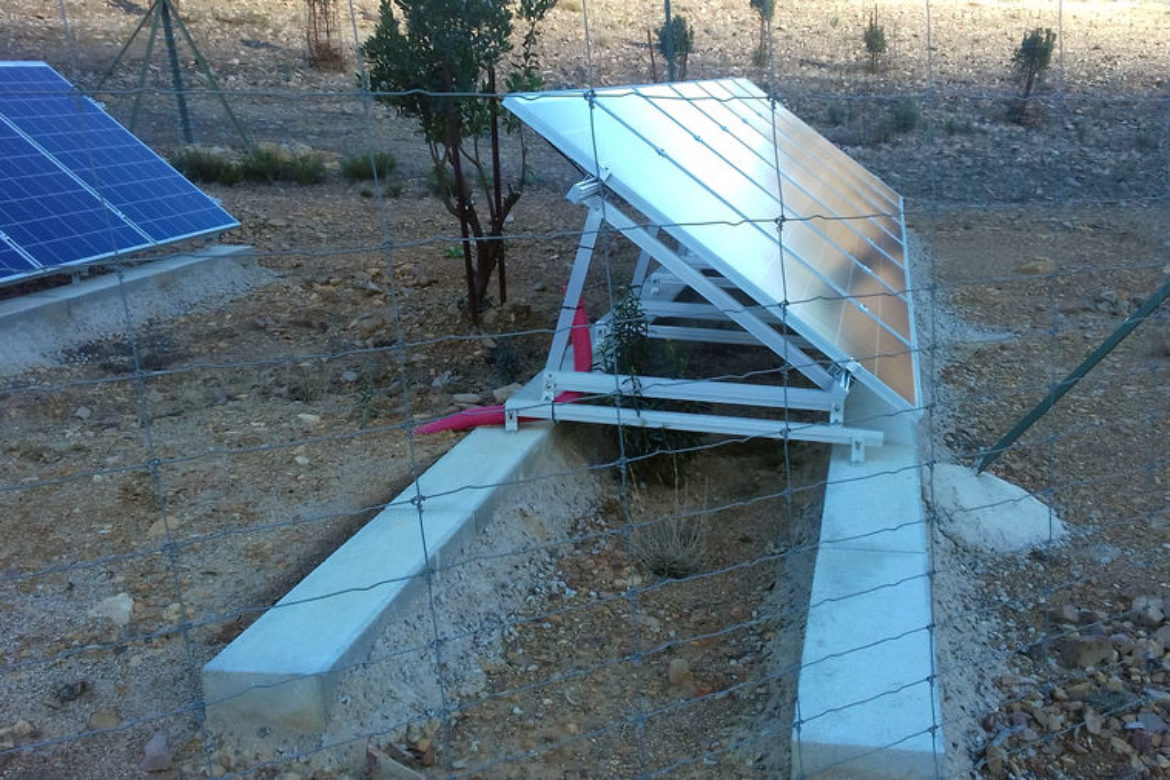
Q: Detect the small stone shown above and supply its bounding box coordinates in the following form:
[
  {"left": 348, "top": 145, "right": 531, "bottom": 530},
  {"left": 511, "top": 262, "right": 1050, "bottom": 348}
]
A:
[
  {"left": 52, "top": 680, "right": 89, "bottom": 704},
  {"left": 450, "top": 760, "right": 468, "bottom": 770},
  {"left": 492, "top": 383, "right": 523, "bottom": 402},
  {"left": 532, "top": 280, "right": 547, "bottom": 292},
  {"left": 1050, "top": 604, "right": 1080, "bottom": 624},
  {"left": 1084, "top": 708, "right": 1104, "bottom": 735},
  {"left": 296, "top": 413, "right": 321, "bottom": 426},
  {"left": 512, "top": 706, "right": 523, "bottom": 716},
  {"left": 1054, "top": 635, "right": 1114, "bottom": 669},
  {"left": 89, "top": 710, "right": 120, "bottom": 730},
  {"left": 985, "top": 743, "right": 1006, "bottom": 774},
  {"left": 667, "top": 657, "right": 697, "bottom": 695},
  {"left": 139, "top": 731, "right": 172, "bottom": 772},
  {"left": 341, "top": 370, "right": 359, "bottom": 383},
  {"left": 1141, "top": 712, "right": 1169, "bottom": 734},
  {"left": 89, "top": 593, "right": 134, "bottom": 627},
  {"left": 1017, "top": 257, "right": 1056, "bottom": 275},
  {"left": 74, "top": 405, "right": 92, "bottom": 420},
  {"left": 11, "top": 720, "right": 33, "bottom": 738},
  {"left": 294, "top": 455, "right": 310, "bottom": 466},
  {"left": 452, "top": 393, "right": 481, "bottom": 405},
  {"left": 367, "top": 745, "right": 423, "bottom": 780}
]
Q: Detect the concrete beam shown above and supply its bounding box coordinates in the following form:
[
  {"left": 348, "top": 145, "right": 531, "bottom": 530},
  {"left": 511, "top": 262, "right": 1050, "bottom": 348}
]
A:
[
  {"left": 792, "top": 387, "right": 942, "bottom": 778},
  {"left": 202, "top": 423, "right": 557, "bottom": 735},
  {"left": 0, "top": 245, "right": 267, "bottom": 376}
]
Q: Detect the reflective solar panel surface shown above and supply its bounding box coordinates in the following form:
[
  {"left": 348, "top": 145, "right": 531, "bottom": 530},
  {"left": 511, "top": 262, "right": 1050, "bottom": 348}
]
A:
[
  {"left": 0, "top": 61, "right": 238, "bottom": 284},
  {"left": 503, "top": 78, "right": 919, "bottom": 409}
]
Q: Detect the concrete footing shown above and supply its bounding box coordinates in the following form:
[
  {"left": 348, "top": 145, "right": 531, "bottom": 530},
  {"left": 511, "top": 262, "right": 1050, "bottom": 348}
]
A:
[
  {"left": 792, "top": 387, "right": 942, "bottom": 778},
  {"left": 0, "top": 245, "right": 266, "bottom": 376},
  {"left": 201, "top": 423, "right": 557, "bottom": 735}
]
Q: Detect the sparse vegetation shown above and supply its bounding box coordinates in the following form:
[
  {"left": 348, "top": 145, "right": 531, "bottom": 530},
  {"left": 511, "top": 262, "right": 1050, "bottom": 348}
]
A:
[
  {"left": 631, "top": 516, "right": 707, "bottom": 579},
  {"left": 169, "top": 146, "right": 243, "bottom": 185},
  {"left": 169, "top": 144, "right": 327, "bottom": 185},
  {"left": 655, "top": 15, "right": 694, "bottom": 81},
  {"left": 340, "top": 150, "right": 398, "bottom": 181},
  {"left": 863, "top": 7, "right": 887, "bottom": 73}
]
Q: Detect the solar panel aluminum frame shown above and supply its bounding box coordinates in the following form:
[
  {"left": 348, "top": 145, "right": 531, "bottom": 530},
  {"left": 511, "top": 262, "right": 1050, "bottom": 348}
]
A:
[
  {"left": 502, "top": 78, "right": 922, "bottom": 417},
  {"left": 502, "top": 182, "right": 883, "bottom": 459}
]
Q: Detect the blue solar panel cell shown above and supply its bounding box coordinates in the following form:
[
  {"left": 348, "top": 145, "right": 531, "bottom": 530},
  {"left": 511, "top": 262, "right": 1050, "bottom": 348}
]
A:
[
  {"left": 0, "top": 61, "right": 238, "bottom": 284},
  {"left": 0, "top": 242, "right": 38, "bottom": 277},
  {"left": 0, "top": 121, "right": 150, "bottom": 268}
]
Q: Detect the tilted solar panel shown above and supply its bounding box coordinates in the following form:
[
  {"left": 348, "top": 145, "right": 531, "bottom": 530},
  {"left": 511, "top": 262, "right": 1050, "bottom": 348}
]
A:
[
  {"left": 0, "top": 61, "right": 238, "bottom": 284},
  {"left": 503, "top": 78, "right": 919, "bottom": 410}
]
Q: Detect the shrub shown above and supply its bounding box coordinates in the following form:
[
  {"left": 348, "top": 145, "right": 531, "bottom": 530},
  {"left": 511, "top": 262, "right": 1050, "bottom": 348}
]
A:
[
  {"left": 169, "top": 147, "right": 242, "bottom": 185},
  {"left": 825, "top": 99, "right": 846, "bottom": 127},
  {"left": 890, "top": 97, "right": 919, "bottom": 133},
  {"left": 656, "top": 15, "right": 694, "bottom": 81},
  {"left": 340, "top": 150, "right": 397, "bottom": 181},
  {"left": 240, "top": 147, "right": 326, "bottom": 185},
  {"left": 863, "top": 7, "right": 887, "bottom": 73},
  {"left": 1013, "top": 27, "right": 1056, "bottom": 99}
]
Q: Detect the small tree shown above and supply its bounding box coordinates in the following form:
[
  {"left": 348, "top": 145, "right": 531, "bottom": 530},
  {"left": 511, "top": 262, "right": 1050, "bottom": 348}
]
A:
[
  {"left": 863, "top": 7, "right": 886, "bottom": 74},
  {"left": 362, "top": 0, "right": 555, "bottom": 324},
  {"left": 656, "top": 15, "right": 694, "bottom": 81},
  {"left": 1012, "top": 27, "right": 1056, "bottom": 98},
  {"left": 749, "top": 0, "right": 774, "bottom": 67}
]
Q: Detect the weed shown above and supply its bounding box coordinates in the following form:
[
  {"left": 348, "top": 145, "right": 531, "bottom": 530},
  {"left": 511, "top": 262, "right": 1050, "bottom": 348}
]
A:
[
  {"left": 283, "top": 359, "right": 332, "bottom": 402},
  {"left": 631, "top": 516, "right": 707, "bottom": 579},
  {"left": 560, "top": 0, "right": 582, "bottom": 12},
  {"left": 829, "top": 14, "right": 839, "bottom": 28},
  {"left": 444, "top": 245, "right": 465, "bottom": 260}
]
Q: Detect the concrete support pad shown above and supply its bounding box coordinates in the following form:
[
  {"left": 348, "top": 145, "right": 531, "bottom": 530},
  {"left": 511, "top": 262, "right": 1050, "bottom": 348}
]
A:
[
  {"left": 793, "top": 388, "right": 942, "bottom": 778},
  {"left": 0, "top": 245, "right": 266, "bottom": 376},
  {"left": 202, "top": 424, "right": 556, "bottom": 734}
]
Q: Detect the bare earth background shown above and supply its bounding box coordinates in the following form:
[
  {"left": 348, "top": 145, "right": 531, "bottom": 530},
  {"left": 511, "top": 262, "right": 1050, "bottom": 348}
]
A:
[{"left": 1, "top": 0, "right": 1170, "bottom": 777}]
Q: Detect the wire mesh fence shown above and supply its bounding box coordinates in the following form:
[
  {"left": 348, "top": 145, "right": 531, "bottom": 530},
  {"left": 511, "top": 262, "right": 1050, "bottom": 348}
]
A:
[{"left": 1, "top": 0, "right": 1169, "bottom": 777}]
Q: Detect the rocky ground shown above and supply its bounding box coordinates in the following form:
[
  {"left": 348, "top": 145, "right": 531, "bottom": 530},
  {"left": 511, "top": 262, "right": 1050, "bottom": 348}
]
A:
[{"left": 0, "top": 0, "right": 1169, "bottom": 777}]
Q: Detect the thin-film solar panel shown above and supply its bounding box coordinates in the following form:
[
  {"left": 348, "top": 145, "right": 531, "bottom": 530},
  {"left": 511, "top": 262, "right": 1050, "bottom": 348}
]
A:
[{"left": 503, "top": 78, "right": 919, "bottom": 410}]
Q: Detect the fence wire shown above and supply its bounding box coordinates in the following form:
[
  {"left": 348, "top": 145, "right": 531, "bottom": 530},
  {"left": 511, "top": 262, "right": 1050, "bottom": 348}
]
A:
[{"left": 1, "top": 0, "right": 1169, "bottom": 778}]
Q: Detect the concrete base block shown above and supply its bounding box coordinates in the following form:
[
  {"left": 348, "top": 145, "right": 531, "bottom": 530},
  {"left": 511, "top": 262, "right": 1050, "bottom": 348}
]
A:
[
  {"left": 202, "top": 423, "right": 557, "bottom": 735},
  {"left": 793, "top": 387, "right": 942, "bottom": 777},
  {"left": 0, "top": 245, "right": 266, "bottom": 376}
]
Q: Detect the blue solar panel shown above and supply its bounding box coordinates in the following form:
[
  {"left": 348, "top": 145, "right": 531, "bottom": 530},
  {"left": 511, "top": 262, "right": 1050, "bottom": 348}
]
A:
[{"left": 0, "top": 61, "right": 238, "bottom": 284}]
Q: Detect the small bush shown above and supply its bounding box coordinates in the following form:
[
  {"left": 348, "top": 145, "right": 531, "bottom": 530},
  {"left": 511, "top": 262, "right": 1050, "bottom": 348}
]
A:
[
  {"left": 169, "top": 147, "right": 242, "bottom": 185},
  {"left": 1013, "top": 28, "right": 1056, "bottom": 99},
  {"left": 825, "top": 100, "right": 846, "bottom": 127},
  {"left": 863, "top": 7, "right": 887, "bottom": 73},
  {"left": 890, "top": 97, "right": 919, "bottom": 133},
  {"left": 340, "top": 150, "right": 397, "bottom": 181},
  {"left": 240, "top": 147, "right": 326, "bottom": 185},
  {"left": 656, "top": 15, "right": 694, "bottom": 80}
]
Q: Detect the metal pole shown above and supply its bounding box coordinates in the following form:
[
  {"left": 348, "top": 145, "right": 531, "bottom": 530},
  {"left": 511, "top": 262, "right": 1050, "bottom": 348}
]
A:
[
  {"left": 128, "top": 5, "right": 162, "bottom": 134},
  {"left": 975, "top": 275, "right": 1170, "bottom": 474},
  {"left": 170, "top": 0, "right": 253, "bottom": 150},
  {"left": 159, "top": 0, "right": 193, "bottom": 144}
]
